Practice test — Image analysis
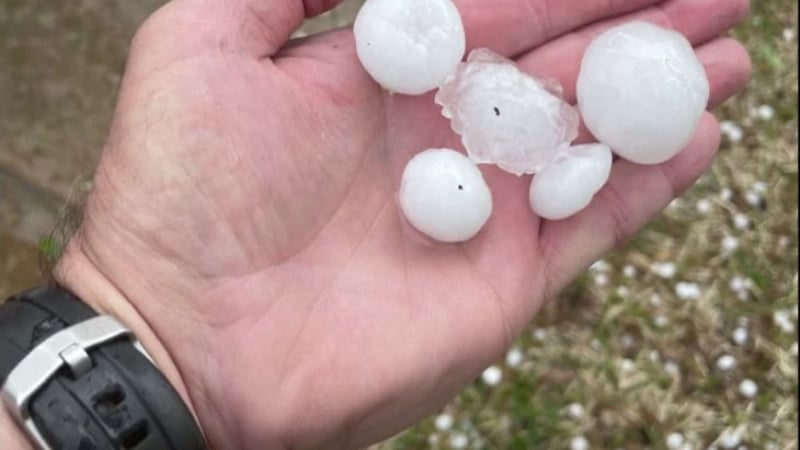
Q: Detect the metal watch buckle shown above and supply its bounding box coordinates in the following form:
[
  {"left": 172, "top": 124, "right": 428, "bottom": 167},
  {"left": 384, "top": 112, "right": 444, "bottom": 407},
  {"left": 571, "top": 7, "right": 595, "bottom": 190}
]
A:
[{"left": 1, "top": 315, "right": 152, "bottom": 450}]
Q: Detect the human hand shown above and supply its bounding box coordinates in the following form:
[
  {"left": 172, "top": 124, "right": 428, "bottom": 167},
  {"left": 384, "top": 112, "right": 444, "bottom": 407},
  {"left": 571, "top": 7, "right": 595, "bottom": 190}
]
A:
[{"left": 51, "top": 0, "right": 751, "bottom": 449}]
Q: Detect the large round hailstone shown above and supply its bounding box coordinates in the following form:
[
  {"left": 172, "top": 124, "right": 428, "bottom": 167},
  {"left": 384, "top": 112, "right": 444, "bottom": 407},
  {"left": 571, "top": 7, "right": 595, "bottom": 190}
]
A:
[
  {"left": 577, "top": 21, "right": 709, "bottom": 165},
  {"left": 353, "top": 0, "right": 465, "bottom": 95},
  {"left": 529, "top": 143, "right": 612, "bottom": 220},
  {"left": 436, "top": 48, "right": 580, "bottom": 176},
  {"left": 399, "top": 149, "right": 492, "bottom": 243}
]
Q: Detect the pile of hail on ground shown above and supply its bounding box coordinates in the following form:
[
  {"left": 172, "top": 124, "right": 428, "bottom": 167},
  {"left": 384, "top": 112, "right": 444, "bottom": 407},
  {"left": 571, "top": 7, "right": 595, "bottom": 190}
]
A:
[{"left": 353, "top": 0, "right": 710, "bottom": 243}]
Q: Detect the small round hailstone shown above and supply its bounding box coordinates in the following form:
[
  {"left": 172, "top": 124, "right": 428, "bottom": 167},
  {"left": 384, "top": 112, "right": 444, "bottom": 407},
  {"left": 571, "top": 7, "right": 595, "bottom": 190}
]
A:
[
  {"left": 727, "top": 125, "right": 744, "bottom": 143},
  {"left": 729, "top": 276, "right": 748, "bottom": 293},
  {"left": 745, "top": 190, "right": 762, "bottom": 207},
  {"left": 570, "top": 436, "right": 590, "bottom": 450},
  {"left": 594, "top": 273, "right": 609, "bottom": 287},
  {"left": 449, "top": 432, "right": 469, "bottom": 449},
  {"left": 720, "top": 120, "right": 735, "bottom": 134},
  {"left": 399, "top": 149, "right": 492, "bottom": 243},
  {"left": 664, "top": 361, "right": 680, "bottom": 377},
  {"left": 353, "top": 0, "right": 465, "bottom": 95},
  {"left": 529, "top": 143, "right": 613, "bottom": 220},
  {"left": 732, "top": 327, "right": 748, "bottom": 346},
  {"left": 738, "top": 379, "right": 758, "bottom": 398},
  {"left": 720, "top": 121, "right": 744, "bottom": 143},
  {"left": 716, "top": 354, "right": 737, "bottom": 371},
  {"left": 652, "top": 262, "right": 677, "bottom": 279},
  {"left": 720, "top": 187, "right": 734, "bottom": 202},
  {"left": 666, "top": 432, "right": 685, "bottom": 450},
  {"left": 567, "top": 402, "right": 585, "bottom": 420},
  {"left": 434, "top": 413, "right": 454, "bottom": 431},
  {"left": 696, "top": 198, "right": 713, "bottom": 214},
  {"left": 654, "top": 315, "right": 669, "bottom": 328},
  {"left": 481, "top": 365, "right": 503, "bottom": 386},
  {"left": 733, "top": 214, "right": 750, "bottom": 230},
  {"left": 783, "top": 28, "right": 796, "bottom": 42},
  {"left": 620, "top": 359, "right": 635, "bottom": 372},
  {"left": 756, "top": 105, "right": 775, "bottom": 121},
  {"left": 675, "top": 282, "right": 701, "bottom": 300},
  {"left": 591, "top": 260, "right": 610, "bottom": 272},
  {"left": 436, "top": 48, "right": 580, "bottom": 175},
  {"left": 718, "top": 428, "right": 742, "bottom": 449},
  {"left": 505, "top": 347, "right": 524, "bottom": 368},
  {"left": 577, "top": 21, "right": 709, "bottom": 165},
  {"left": 722, "top": 235, "right": 739, "bottom": 253},
  {"left": 623, "top": 264, "right": 638, "bottom": 278},
  {"left": 735, "top": 290, "right": 749, "bottom": 302},
  {"left": 773, "top": 310, "right": 795, "bottom": 334}
]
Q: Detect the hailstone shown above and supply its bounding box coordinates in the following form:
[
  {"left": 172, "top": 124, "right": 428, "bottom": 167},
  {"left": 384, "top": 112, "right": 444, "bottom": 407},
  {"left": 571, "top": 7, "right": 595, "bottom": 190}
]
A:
[
  {"left": 353, "top": 0, "right": 465, "bottom": 95},
  {"left": 528, "top": 143, "right": 612, "bottom": 220},
  {"left": 577, "top": 21, "right": 710, "bottom": 165},
  {"left": 399, "top": 149, "right": 492, "bottom": 243},
  {"left": 435, "top": 48, "right": 580, "bottom": 175}
]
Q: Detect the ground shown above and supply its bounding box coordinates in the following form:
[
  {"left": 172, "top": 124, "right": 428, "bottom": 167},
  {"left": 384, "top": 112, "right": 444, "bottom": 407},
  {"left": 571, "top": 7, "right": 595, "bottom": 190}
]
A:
[{"left": 0, "top": 0, "right": 796, "bottom": 449}]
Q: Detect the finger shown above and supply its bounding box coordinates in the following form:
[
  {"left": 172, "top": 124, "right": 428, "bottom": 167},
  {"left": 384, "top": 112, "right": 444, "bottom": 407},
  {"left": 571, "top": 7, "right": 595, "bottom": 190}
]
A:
[
  {"left": 515, "top": 0, "right": 750, "bottom": 103},
  {"left": 303, "top": 0, "right": 348, "bottom": 17},
  {"left": 456, "top": 0, "right": 663, "bottom": 57},
  {"left": 699, "top": 38, "right": 753, "bottom": 109},
  {"left": 130, "top": 0, "right": 347, "bottom": 64},
  {"left": 537, "top": 113, "right": 721, "bottom": 297}
]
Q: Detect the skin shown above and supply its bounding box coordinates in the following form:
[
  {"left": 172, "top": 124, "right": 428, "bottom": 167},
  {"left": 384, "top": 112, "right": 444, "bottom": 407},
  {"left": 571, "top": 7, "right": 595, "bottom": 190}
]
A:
[{"left": 1, "top": 0, "right": 752, "bottom": 449}]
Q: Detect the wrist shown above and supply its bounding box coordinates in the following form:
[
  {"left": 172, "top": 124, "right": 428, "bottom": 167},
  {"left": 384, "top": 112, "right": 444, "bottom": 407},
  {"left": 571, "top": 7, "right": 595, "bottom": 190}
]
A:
[
  {"left": 52, "top": 238, "right": 199, "bottom": 428},
  {"left": 0, "top": 406, "right": 32, "bottom": 450}
]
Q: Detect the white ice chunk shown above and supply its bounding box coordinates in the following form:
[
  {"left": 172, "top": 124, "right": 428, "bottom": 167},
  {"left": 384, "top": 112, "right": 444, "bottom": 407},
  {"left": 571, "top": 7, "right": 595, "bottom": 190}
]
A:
[
  {"left": 435, "top": 48, "right": 580, "bottom": 175},
  {"left": 353, "top": 0, "right": 465, "bottom": 95},
  {"left": 399, "top": 149, "right": 492, "bottom": 243},
  {"left": 577, "top": 21, "right": 709, "bottom": 165},
  {"left": 528, "top": 143, "right": 612, "bottom": 220}
]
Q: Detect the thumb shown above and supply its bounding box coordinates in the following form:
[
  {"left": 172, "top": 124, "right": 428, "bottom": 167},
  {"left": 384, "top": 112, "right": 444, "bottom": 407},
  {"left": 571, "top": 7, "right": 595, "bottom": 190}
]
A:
[{"left": 127, "top": 0, "right": 347, "bottom": 71}]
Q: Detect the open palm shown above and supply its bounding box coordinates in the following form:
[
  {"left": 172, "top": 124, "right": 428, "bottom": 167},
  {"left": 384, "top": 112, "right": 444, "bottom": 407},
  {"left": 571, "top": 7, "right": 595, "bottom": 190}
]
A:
[{"left": 59, "top": 0, "right": 751, "bottom": 448}]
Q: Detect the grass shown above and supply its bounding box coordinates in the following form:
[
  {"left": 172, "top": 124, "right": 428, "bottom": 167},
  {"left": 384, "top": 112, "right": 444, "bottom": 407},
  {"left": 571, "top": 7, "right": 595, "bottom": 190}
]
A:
[
  {"left": 1, "top": 0, "right": 795, "bottom": 449},
  {"left": 352, "top": 0, "right": 798, "bottom": 449}
]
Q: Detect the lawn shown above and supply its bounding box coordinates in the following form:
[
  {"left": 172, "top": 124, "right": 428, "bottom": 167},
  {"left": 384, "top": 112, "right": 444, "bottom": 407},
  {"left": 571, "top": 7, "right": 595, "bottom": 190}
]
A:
[{"left": 2, "top": 0, "right": 796, "bottom": 449}]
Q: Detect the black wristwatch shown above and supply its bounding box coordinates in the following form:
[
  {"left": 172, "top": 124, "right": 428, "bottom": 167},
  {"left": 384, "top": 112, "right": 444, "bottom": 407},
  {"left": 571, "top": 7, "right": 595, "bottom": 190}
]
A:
[{"left": 0, "top": 286, "right": 206, "bottom": 450}]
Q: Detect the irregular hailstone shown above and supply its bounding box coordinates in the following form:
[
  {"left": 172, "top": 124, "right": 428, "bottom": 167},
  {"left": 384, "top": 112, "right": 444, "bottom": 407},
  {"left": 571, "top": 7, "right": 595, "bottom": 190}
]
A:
[
  {"left": 353, "top": 0, "right": 465, "bottom": 95},
  {"left": 435, "top": 48, "right": 580, "bottom": 175},
  {"left": 528, "top": 143, "right": 612, "bottom": 220},
  {"left": 399, "top": 149, "right": 492, "bottom": 243},
  {"left": 577, "top": 21, "right": 710, "bottom": 165}
]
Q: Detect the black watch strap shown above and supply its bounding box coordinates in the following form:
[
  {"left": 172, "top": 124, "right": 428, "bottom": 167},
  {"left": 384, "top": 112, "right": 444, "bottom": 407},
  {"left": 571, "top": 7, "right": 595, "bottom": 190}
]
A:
[{"left": 0, "top": 286, "right": 206, "bottom": 450}]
